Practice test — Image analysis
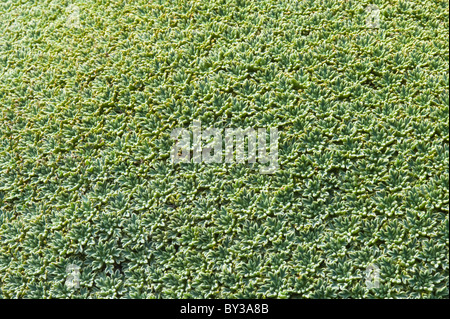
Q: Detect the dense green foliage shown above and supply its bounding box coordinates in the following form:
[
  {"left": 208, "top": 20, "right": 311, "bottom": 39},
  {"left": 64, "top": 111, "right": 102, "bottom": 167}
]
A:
[{"left": 0, "top": 0, "right": 448, "bottom": 298}]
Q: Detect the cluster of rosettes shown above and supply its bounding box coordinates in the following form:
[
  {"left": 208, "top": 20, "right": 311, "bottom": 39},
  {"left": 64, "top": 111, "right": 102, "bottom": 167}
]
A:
[{"left": 0, "top": 0, "right": 448, "bottom": 298}]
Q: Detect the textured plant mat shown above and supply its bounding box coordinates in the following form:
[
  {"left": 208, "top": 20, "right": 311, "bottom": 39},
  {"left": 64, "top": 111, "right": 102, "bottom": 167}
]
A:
[{"left": 0, "top": 0, "right": 448, "bottom": 298}]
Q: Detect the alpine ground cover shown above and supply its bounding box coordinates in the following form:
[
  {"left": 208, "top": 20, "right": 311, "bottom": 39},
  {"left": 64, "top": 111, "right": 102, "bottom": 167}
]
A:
[{"left": 0, "top": 0, "right": 448, "bottom": 298}]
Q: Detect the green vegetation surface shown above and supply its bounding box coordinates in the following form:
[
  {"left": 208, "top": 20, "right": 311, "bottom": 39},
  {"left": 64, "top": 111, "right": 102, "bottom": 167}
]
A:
[{"left": 0, "top": 0, "right": 448, "bottom": 298}]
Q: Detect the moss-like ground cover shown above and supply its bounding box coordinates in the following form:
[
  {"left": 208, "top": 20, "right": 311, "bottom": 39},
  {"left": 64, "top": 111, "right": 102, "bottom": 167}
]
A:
[{"left": 0, "top": 0, "right": 448, "bottom": 298}]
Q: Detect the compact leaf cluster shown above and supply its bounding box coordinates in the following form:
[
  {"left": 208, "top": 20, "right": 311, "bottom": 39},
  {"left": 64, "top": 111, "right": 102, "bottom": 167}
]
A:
[{"left": 0, "top": 0, "right": 448, "bottom": 298}]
